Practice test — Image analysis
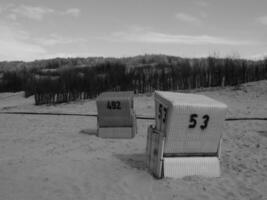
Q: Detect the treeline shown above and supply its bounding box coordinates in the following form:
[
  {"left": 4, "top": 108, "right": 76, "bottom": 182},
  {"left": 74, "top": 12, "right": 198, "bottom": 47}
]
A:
[
  {"left": 33, "top": 62, "right": 129, "bottom": 105},
  {"left": 0, "top": 55, "right": 267, "bottom": 105}
]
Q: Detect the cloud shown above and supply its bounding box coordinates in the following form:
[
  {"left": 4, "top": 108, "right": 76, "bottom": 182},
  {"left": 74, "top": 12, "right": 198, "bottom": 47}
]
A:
[
  {"left": 249, "top": 52, "right": 267, "bottom": 60},
  {"left": 62, "top": 8, "right": 80, "bottom": 17},
  {"left": 195, "top": 1, "right": 209, "bottom": 7},
  {"left": 6, "top": 13, "right": 17, "bottom": 20},
  {"left": 0, "top": 22, "right": 89, "bottom": 61},
  {"left": 34, "top": 33, "right": 87, "bottom": 46},
  {"left": 0, "top": 23, "right": 46, "bottom": 61},
  {"left": 105, "top": 28, "right": 256, "bottom": 46},
  {"left": 38, "top": 52, "right": 97, "bottom": 60},
  {"left": 0, "top": 5, "right": 81, "bottom": 21},
  {"left": 175, "top": 12, "right": 201, "bottom": 23},
  {"left": 257, "top": 15, "right": 267, "bottom": 25},
  {"left": 11, "top": 5, "right": 54, "bottom": 21}
]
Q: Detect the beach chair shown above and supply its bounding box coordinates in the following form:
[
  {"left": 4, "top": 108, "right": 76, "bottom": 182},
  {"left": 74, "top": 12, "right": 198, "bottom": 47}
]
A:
[
  {"left": 146, "top": 91, "right": 227, "bottom": 178},
  {"left": 96, "top": 91, "right": 136, "bottom": 138}
]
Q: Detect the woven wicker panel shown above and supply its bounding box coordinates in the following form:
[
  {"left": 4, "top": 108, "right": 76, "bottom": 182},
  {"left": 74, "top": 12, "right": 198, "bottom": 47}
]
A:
[
  {"left": 98, "top": 110, "right": 136, "bottom": 138},
  {"left": 164, "top": 157, "right": 220, "bottom": 178},
  {"left": 155, "top": 91, "right": 227, "bottom": 154},
  {"left": 96, "top": 91, "right": 134, "bottom": 127},
  {"left": 146, "top": 127, "right": 165, "bottom": 178},
  {"left": 165, "top": 106, "right": 226, "bottom": 153}
]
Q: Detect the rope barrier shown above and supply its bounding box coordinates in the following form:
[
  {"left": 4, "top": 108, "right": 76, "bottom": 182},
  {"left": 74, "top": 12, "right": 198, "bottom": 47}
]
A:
[
  {"left": 225, "top": 117, "right": 267, "bottom": 121},
  {"left": 0, "top": 111, "right": 266, "bottom": 121},
  {"left": 0, "top": 111, "right": 98, "bottom": 117}
]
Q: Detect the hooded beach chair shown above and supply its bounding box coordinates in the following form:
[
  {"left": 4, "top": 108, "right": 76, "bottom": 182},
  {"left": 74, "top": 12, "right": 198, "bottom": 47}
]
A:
[
  {"left": 96, "top": 91, "right": 136, "bottom": 138},
  {"left": 146, "top": 91, "right": 227, "bottom": 178}
]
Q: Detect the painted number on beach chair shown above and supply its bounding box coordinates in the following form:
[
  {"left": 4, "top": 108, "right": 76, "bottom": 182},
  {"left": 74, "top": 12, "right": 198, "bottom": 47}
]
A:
[
  {"left": 188, "top": 114, "right": 210, "bottom": 130},
  {"left": 200, "top": 115, "right": 210, "bottom": 130},
  {"left": 188, "top": 114, "right": 198, "bottom": 128},
  {"left": 107, "top": 101, "right": 121, "bottom": 110},
  {"left": 158, "top": 103, "right": 168, "bottom": 124}
]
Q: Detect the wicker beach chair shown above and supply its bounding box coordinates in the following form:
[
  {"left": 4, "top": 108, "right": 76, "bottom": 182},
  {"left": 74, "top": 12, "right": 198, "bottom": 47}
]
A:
[
  {"left": 146, "top": 91, "right": 227, "bottom": 178},
  {"left": 96, "top": 91, "right": 136, "bottom": 138}
]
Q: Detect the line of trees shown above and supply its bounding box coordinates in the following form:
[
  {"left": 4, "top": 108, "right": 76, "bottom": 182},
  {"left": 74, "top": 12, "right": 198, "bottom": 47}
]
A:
[{"left": 0, "top": 55, "right": 267, "bottom": 105}]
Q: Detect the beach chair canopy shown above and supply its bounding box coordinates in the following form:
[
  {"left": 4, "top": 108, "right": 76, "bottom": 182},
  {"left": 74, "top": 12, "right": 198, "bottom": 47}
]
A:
[
  {"left": 154, "top": 91, "right": 227, "bottom": 155},
  {"left": 96, "top": 91, "right": 134, "bottom": 127}
]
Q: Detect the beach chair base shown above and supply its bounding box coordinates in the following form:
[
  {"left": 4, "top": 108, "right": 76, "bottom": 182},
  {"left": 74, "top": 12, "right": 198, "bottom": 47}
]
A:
[
  {"left": 163, "top": 156, "right": 220, "bottom": 178},
  {"left": 146, "top": 125, "right": 221, "bottom": 178}
]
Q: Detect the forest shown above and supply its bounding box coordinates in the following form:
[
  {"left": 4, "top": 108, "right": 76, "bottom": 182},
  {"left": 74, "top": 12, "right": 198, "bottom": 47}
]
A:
[{"left": 0, "top": 54, "right": 266, "bottom": 105}]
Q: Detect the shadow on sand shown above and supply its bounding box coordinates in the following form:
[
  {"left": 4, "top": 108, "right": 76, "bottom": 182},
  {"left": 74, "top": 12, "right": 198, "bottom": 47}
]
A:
[
  {"left": 115, "top": 153, "right": 147, "bottom": 170},
  {"left": 257, "top": 130, "right": 267, "bottom": 137},
  {"left": 79, "top": 128, "right": 98, "bottom": 136}
]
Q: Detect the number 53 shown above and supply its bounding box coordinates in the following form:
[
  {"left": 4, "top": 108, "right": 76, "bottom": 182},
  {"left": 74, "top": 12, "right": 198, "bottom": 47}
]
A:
[
  {"left": 188, "top": 114, "right": 210, "bottom": 130},
  {"left": 158, "top": 104, "right": 168, "bottom": 124}
]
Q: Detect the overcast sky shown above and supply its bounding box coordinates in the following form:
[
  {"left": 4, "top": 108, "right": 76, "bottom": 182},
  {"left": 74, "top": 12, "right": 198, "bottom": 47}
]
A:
[{"left": 0, "top": 0, "right": 266, "bottom": 61}]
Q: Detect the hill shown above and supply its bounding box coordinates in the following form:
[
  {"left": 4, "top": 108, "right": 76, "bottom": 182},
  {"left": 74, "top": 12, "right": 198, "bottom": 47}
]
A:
[{"left": 0, "top": 55, "right": 266, "bottom": 105}]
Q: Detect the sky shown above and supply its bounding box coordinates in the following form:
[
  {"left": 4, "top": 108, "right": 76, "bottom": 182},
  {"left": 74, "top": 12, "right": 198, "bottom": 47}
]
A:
[{"left": 0, "top": 0, "right": 266, "bottom": 61}]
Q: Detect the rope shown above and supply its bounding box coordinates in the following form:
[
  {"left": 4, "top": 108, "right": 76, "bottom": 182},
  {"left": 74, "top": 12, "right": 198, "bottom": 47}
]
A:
[
  {"left": 225, "top": 117, "right": 267, "bottom": 121},
  {"left": 0, "top": 111, "right": 98, "bottom": 117},
  {"left": 0, "top": 111, "right": 266, "bottom": 121}
]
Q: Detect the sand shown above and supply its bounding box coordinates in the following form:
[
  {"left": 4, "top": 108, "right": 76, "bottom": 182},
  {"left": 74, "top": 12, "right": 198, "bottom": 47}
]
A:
[{"left": 0, "top": 80, "right": 266, "bottom": 200}]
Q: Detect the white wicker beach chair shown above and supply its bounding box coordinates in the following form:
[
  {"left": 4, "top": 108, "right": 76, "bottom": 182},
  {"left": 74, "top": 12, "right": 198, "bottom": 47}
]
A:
[{"left": 146, "top": 91, "right": 227, "bottom": 178}]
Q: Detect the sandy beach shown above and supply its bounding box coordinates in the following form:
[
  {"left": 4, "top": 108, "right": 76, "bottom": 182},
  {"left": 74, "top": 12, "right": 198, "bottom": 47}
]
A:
[{"left": 0, "top": 80, "right": 266, "bottom": 200}]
